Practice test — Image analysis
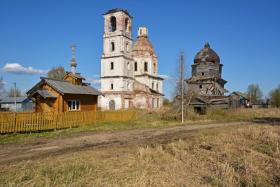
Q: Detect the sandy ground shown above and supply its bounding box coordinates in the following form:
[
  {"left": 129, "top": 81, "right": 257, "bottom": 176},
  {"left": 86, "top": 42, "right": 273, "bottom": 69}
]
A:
[{"left": 0, "top": 121, "right": 250, "bottom": 164}]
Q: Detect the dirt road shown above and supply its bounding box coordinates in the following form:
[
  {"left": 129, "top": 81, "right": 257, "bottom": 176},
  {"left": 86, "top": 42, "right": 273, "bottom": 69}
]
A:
[{"left": 0, "top": 121, "right": 250, "bottom": 164}]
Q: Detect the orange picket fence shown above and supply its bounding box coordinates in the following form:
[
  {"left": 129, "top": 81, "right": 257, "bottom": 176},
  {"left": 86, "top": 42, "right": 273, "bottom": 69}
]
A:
[{"left": 0, "top": 110, "right": 137, "bottom": 133}]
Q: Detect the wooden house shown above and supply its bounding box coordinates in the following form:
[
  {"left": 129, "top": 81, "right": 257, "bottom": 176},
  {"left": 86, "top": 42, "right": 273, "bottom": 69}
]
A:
[{"left": 26, "top": 72, "right": 101, "bottom": 113}]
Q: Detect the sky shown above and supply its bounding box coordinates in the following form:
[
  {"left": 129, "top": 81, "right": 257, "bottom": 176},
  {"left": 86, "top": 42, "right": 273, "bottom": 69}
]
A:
[{"left": 0, "top": 0, "right": 279, "bottom": 99}]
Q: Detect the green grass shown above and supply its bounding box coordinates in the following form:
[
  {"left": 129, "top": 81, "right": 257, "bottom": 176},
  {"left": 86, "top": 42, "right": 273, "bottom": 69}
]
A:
[{"left": 0, "top": 115, "right": 178, "bottom": 145}]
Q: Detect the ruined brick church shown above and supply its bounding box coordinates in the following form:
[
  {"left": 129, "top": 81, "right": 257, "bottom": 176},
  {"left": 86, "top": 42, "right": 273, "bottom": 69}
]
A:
[{"left": 98, "top": 9, "right": 164, "bottom": 110}]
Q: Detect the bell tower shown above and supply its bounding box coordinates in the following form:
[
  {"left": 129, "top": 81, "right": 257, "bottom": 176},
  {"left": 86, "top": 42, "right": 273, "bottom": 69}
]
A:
[{"left": 100, "top": 9, "right": 135, "bottom": 110}]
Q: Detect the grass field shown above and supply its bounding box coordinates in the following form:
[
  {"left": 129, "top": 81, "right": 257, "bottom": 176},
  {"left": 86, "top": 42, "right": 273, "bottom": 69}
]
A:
[
  {"left": 0, "top": 124, "right": 279, "bottom": 186},
  {"left": 1, "top": 108, "right": 280, "bottom": 145},
  {"left": 0, "top": 108, "right": 280, "bottom": 186}
]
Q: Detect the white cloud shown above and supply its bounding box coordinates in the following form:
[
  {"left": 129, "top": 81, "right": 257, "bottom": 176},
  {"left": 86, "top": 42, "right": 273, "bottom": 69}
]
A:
[
  {"left": 0, "top": 79, "right": 6, "bottom": 85},
  {"left": 86, "top": 76, "right": 101, "bottom": 86},
  {"left": 159, "top": 74, "right": 173, "bottom": 80},
  {"left": 2, "top": 63, "right": 47, "bottom": 75},
  {"left": 93, "top": 74, "right": 100, "bottom": 78},
  {"left": 91, "top": 79, "right": 101, "bottom": 84}
]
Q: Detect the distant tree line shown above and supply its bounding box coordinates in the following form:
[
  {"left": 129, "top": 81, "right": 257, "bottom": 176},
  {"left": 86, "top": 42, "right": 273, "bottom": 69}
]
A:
[
  {"left": 246, "top": 83, "right": 280, "bottom": 108},
  {"left": 270, "top": 85, "right": 280, "bottom": 107}
]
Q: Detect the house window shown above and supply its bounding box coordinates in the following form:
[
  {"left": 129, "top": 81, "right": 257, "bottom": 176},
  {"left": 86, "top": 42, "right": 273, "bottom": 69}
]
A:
[
  {"left": 110, "top": 16, "right": 117, "bottom": 32},
  {"left": 152, "top": 82, "right": 154, "bottom": 89},
  {"left": 111, "top": 83, "right": 114, "bottom": 90},
  {"left": 68, "top": 100, "right": 80, "bottom": 111},
  {"left": 156, "top": 83, "right": 159, "bottom": 91},
  {"left": 110, "top": 62, "right": 114, "bottom": 70},
  {"left": 144, "top": 62, "right": 148, "bottom": 72},
  {"left": 134, "top": 62, "right": 138, "bottom": 71},
  {"left": 199, "top": 85, "right": 203, "bottom": 89},
  {"left": 111, "top": 42, "right": 115, "bottom": 51},
  {"left": 202, "top": 72, "right": 204, "bottom": 76}
]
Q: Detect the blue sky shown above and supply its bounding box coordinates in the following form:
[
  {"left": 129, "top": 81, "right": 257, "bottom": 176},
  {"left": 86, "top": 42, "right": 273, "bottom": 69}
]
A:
[{"left": 0, "top": 0, "right": 279, "bottom": 99}]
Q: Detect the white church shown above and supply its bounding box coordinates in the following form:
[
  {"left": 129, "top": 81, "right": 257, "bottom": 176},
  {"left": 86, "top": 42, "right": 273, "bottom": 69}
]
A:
[{"left": 98, "top": 8, "right": 164, "bottom": 110}]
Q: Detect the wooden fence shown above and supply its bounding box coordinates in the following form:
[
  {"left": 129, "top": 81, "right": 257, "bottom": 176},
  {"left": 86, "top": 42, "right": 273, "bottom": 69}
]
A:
[{"left": 0, "top": 110, "right": 137, "bottom": 134}]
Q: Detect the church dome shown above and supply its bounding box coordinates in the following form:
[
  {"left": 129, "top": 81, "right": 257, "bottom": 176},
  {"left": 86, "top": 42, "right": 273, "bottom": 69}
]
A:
[
  {"left": 132, "top": 27, "right": 156, "bottom": 56},
  {"left": 194, "top": 42, "right": 220, "bottom": 64}
]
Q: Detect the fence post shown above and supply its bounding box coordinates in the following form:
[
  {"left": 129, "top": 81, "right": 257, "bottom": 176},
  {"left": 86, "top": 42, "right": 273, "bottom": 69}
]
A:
[{"left": 13, "top": 112, "right": 17, "bottom": 133}]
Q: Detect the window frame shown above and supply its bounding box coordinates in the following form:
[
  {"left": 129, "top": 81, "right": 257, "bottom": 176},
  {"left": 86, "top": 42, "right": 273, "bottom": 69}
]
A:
[
  {"left": 111, "top": 42, "right": 115, "bottom": 52},
  {"left": 110, "top": 62, "right": 114, "bottom": 70},
  {"left": 144, "top": 62, "right": 148, "bottom": 72},
  {"left": 67, "top": 100, "right": 81, "bottom": 111},
  {"left": 110, "top": 16, "right": 117, "bottom": 32},
  {"left": 134, "top": 62, "right": 138, "bottom": 71}
]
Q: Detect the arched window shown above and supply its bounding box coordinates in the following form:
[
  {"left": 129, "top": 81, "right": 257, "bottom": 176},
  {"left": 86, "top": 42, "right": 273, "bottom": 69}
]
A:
[
  {"left": 153, "top": 63, "right": 156, "bottom": 74},
  {"left": 111, "top": 83, "right": 114, "bottom": 90},
  {"left": 125, "top": 18, "right": 129, "bottom": 32},
  {"left": 109, "top": 100, "right": 115, "bottom": 110},
  {"left": 152, "top": 82, "right": 154, "bottom": 89},
  {"left": 156, "top": 83, "right": 159, "bottom": 91},
  {"left": 134, "top": 62, "right": 137, "bottom": 71},
  {"left": 110, "top": 16, "right": 117, "bottom": 32},
  {"left": 144, "top": 62, "right": 148, "bottom": 72},
  {"left": 110, "top": 62, "right": 114, "bottom": 70},
  {"left": 111, "top": 42, "right": 115, "bottom": 51}
]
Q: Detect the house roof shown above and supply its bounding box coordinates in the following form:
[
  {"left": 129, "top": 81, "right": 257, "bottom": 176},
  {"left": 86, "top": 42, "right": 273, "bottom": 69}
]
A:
[
  {"left": 65, "top": 72, "right": 85, "bottom": 80},
  {"left": 27, "top": 77, "right": 101, "bottom": 96},
  {"left": 230, "top": 91, "right": 249, "bottom": 100},
  {"left": 35, "top": 90, "right": 57, "bottom": 99},
  {"left": 103, "top": 8, "right": 132, "bottom": 18},
  {"left": 0, "top": 97, "right": 29, "bottom": 104},
  {"left": 194, "top": 42, "right": 220, "bottom": 64},
  {"left": 133, "top": 80, "right": 164, "bottom": 96}
]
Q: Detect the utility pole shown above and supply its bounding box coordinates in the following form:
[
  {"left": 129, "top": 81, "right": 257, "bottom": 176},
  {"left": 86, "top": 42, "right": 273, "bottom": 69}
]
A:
[
  {"left": 13, "top": 82, "right": 17, "bottom": 112},
  {"left": 180, "top": 51, "right": 185, "bottom": 124}
]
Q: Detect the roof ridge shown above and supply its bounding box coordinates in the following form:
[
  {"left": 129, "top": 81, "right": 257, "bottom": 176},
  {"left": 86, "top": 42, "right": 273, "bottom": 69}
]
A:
[{"left": 40, "top": 77, "right": 68, "bottom": 82}]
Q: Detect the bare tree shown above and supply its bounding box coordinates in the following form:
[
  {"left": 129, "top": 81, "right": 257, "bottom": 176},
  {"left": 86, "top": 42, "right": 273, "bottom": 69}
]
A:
[
  {"left": 8, "top": 87, "right": 22, "bottom": 97},
  {"left": 47, "top": 66, "right": 66, "bottom": 80},
  {"left": 247, "top": 84, "right": 263, "bottom": 104},
  {"left": 0, "top": 76, "right": 6, "bottom": 98}
]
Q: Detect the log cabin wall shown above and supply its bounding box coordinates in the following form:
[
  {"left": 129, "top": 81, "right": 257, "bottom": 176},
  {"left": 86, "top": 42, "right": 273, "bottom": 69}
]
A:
[
  {"left": 35, "top": 83, "right": 63, "bottom": 112},
  {"left": 62, "top": 94, "right": 97, "bottom": 112},
  {"left": 64, "top": 75, "right": 82, "bottom": 85}
]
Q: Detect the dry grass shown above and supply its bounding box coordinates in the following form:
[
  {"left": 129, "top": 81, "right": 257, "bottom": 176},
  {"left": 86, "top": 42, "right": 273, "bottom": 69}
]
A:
[
  {"left": 1, "top": 124, "right": 279, "bottom": 187},
  {"left": 162, "top": 108, "right": 280, "bottom": 122},
  {"left": 2, "top": 108, "right": 279, "bottom": 145}
]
